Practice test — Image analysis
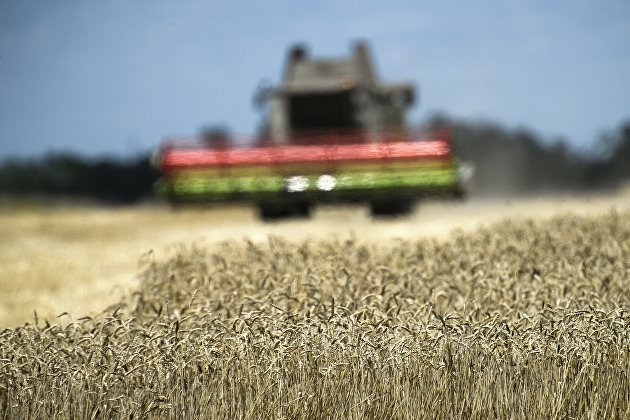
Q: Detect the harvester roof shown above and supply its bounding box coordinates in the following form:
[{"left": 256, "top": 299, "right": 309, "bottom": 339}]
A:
[{"left": 277, "top": 42, "right": 413, "bottom": 98}]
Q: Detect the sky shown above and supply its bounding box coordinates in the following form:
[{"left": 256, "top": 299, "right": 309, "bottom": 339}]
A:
[{"left": 1, "top": 1, "right": 629, "bottom": 159}]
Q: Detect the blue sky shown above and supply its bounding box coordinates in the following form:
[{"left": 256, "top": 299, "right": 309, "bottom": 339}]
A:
[{"left": 1, "top": 1, "right": 629, "bottom": 158}]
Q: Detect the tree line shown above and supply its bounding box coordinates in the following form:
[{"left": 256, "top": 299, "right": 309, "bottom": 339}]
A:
[
  {"left": 0, "top": 154, "right": 158, "bottom": 203},
  {"left": 0, "top": 117, "right": 628, "bottom": 202}
]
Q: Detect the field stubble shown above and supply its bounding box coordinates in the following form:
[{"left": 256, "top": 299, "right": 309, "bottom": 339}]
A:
[{"left": 1, "top": 195, "right": 629, "bottom": 418}]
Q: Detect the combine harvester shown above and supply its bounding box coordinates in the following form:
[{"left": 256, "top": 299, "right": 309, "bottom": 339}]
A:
[{"left": 155, "top": 42, "right": 466, "bottom": 219}]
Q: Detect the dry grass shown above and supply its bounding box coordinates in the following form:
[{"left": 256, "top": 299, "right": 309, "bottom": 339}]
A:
[{"left": 1, "top": 207, "right": 629, "bottom": 418}]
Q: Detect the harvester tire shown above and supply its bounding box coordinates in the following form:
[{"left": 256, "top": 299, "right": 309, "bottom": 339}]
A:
[
  {"left": 369, "top": 199, "right": 413, "bottom": 217},
  {"left": 258, "top": 202, "right": 311, "bottom": 221}
]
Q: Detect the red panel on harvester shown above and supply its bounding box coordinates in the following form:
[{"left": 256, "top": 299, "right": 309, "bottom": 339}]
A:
[{"left": 160, "top": 137, "right": 452, "bottom": 173}]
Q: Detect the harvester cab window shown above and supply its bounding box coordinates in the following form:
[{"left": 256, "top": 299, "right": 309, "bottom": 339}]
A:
[{"left": 288, "top": 91, "right": 358, "bottom": 134}]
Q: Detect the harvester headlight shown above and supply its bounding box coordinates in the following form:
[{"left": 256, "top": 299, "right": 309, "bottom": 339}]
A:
[
  {"left": 458, "top": 162, "right": 475, "bottom": 183},
  {"left": 316, "top": 174, "right": 336, "bottom": 191},
  {"left": 285, "top": 175, "right": 309, "bottom": 192}
]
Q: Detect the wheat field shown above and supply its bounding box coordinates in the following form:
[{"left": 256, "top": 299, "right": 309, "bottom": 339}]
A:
[
  {"left": 1, "top": 195, "right": 629, "bottom": 418},
  {"left": 1, "top": 194, "right": 628, "bottom": 328}
]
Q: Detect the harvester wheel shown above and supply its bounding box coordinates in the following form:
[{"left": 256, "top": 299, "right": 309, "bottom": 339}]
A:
[
  {"left": 369, "top": 199, "right": 413, "bottom": 217},
  {"left": 258, "top": 202, "right": 311, "bottom": 220}
]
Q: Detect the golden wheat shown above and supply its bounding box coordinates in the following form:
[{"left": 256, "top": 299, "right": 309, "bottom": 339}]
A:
[{"left": 1, "top": 210, "right": 629, "bottom": 418}]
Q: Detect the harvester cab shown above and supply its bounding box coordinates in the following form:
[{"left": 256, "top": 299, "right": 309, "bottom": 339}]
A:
[{"left": 263, "top": 42, "right": 415, "bottom": 145}]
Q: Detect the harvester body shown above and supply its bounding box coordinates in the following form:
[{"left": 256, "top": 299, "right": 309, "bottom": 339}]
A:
[{"left": 156, "top": 43, "right": 464, "bottom": 217}]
